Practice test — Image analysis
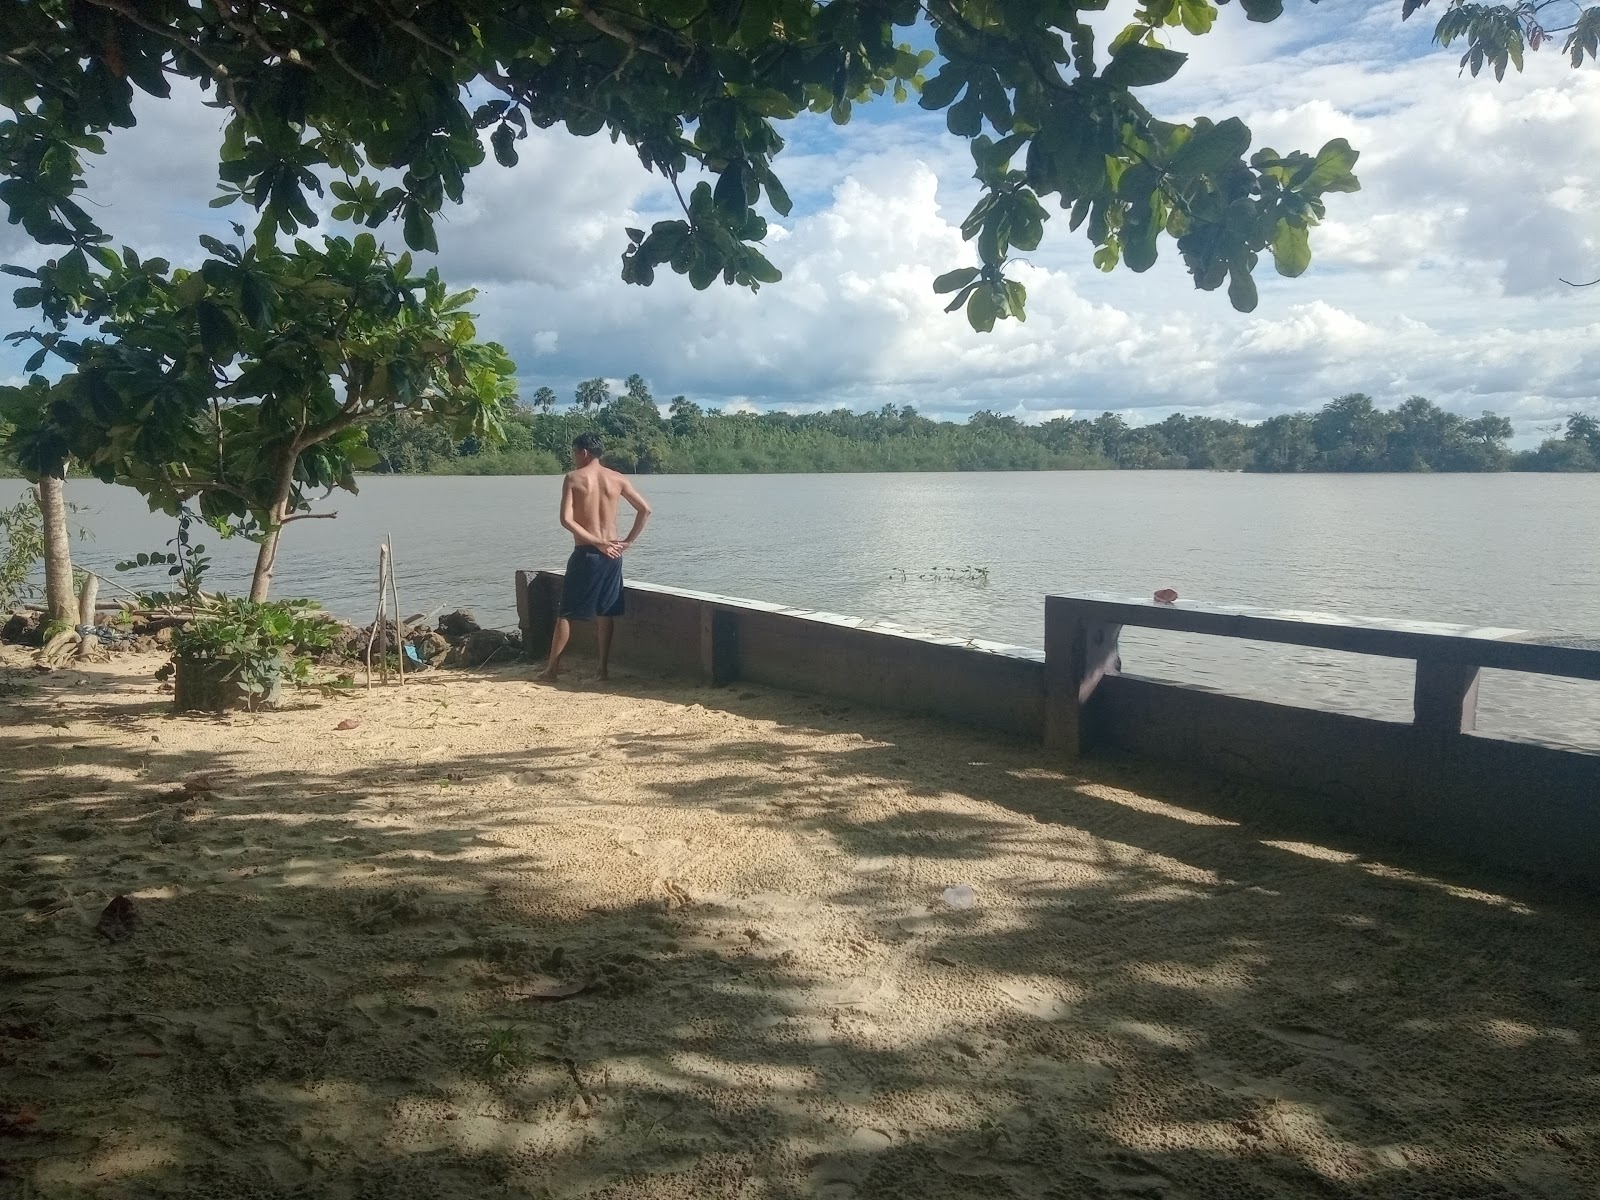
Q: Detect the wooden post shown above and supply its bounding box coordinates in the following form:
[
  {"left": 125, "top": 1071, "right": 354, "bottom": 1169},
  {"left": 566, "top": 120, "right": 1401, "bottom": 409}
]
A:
[
  {"left": 697, "top": 607, "right": 740, "bottom": 685},
  {"left": 1043, "top": 595, "right": 1122, "bottom": 757},
  {"left": 523, "top": 571, "right": 558, "bottom": 663},
  {"left": 515, "top": 570, "right": 533, "bottom": 658},
  {"left": 698, "top": 605, "right": 715, "bottom": 683},
  {"left": 74, "top": 573, "right": 99, "bottom": 660},
  {"left": 1413, "top": 657, "right": 1480, "bottom": 734}
]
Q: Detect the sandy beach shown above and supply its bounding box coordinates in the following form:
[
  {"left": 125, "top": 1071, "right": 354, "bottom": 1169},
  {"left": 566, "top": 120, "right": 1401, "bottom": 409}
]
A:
[{"left": 1, "top": 648, "right": 1596, "bottom": 1199}]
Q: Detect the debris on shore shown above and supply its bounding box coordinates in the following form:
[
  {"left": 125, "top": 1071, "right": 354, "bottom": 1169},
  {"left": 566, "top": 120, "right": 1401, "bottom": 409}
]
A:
[{"left": 0, "top": 604, "right": 522, "bottom": 669}]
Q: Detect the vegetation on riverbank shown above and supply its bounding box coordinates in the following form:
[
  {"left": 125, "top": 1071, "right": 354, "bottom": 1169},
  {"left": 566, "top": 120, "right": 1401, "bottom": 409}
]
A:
[{"left": 364, "top": 377, "right": 1600, "bottom": 476}]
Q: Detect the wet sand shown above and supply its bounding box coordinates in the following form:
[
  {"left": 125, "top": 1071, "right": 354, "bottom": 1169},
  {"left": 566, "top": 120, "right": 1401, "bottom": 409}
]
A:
[{"left": 1, "top": 649, "right": 1596, "bottom": 1198}]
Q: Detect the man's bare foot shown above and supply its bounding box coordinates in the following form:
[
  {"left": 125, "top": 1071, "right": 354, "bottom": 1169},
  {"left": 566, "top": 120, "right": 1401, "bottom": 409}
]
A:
[{"left": 538, "top": 667, "right": 560, "bottom": 682}]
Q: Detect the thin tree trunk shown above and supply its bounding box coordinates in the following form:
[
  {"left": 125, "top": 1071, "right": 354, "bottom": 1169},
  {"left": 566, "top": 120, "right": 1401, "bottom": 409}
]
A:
[
  {"left": 37, "top": 474, "right": 75, "bottom": 625},
  {"left": 248, "top": 449, "right": 298, "bottom": 603},
  {"left": 249, "top": 528, "right": 281, "bottom": 603}
]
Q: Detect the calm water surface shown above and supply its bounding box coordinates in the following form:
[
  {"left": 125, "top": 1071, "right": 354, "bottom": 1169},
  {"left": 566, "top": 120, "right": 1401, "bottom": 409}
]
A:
[{"left": 12, "top": 472, "right": 1600, "bottom": 747}]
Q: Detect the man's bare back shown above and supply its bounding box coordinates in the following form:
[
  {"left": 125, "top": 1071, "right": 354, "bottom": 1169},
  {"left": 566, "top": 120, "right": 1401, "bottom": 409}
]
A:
[{"left": 561, "top": 462, "right": 647, "bottom": 555}]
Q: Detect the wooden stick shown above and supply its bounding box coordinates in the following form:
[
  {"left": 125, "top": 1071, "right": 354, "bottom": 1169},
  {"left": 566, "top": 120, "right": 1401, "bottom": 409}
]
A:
[
  {"left": 376, "top": 542, "right": 390, "bottom": 685},
  {"left": 387, "top": 533, "right": 405, "bottom": 686},
  {"left": 365, "top": 542, "right": 389, "bottom": 690}
]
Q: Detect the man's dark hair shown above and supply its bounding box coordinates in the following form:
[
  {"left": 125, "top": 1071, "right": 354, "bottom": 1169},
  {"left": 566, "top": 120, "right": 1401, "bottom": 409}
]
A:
[{"left": 572, "top": 432, "right": 604, "bottom": 456}]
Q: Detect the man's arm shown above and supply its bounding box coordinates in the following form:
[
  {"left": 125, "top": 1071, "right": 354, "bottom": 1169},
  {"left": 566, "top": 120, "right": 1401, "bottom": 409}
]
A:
[
  {"left": 618, "top": 478, "right": 652, "bottom": 549},
  {"left": 558, "top": 475, "right": 609, "bottom": 547}
]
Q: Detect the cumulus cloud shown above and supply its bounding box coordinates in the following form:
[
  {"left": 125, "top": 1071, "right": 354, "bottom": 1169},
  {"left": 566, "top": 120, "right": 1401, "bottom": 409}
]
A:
[{"left": 1, "top": 2, "right": 1595, "bottom": 440}]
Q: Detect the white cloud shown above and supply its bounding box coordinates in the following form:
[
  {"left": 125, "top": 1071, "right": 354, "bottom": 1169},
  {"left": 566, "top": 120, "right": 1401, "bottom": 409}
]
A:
[{"left": 2, "top": 2, "right": 1597, "bottom": 440}]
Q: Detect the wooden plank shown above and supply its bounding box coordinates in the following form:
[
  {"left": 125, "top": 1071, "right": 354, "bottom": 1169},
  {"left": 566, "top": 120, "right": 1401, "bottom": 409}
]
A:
[
  {"left": 1044, "top": 595, "right": 1122, "bottom": 757},
  {"left": 1413, "top": 658, "right": 1482, "bottom": 735},
  {"left": 514, "top": 570, "right": 532, "bottom": 654},
  {"left": 1052, "top": 593, "right": 1600, "bottom": 681}
]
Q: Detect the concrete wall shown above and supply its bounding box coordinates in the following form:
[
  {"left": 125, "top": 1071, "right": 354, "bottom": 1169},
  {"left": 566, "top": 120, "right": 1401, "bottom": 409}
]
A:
[
  {"left": 1090, "top": 676, "right": 1600, "bottom": 883},
  {"left": 516, "top": 570, "right": 1600, "bottom": 887},
  {"left": 516, "top": 570, "right": 1044, "bottom": 738}
]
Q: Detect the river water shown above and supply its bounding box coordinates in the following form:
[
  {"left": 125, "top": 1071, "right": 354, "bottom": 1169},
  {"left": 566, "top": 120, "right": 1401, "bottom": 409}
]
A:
[{"left": 10, "top": 472, "right": 1600, "bottom": 748}]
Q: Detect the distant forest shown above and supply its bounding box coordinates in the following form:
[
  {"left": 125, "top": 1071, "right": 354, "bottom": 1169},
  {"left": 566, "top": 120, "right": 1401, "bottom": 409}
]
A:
[
  {"left": 361, "top": 375, "right": 1600, "bottom": 476},
  {"left": 10, "top": 376, "right": 1594, "bottom": 479}
]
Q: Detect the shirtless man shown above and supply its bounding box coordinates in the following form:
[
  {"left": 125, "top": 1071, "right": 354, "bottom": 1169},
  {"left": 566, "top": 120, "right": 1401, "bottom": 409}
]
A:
[{"left": 539, "top": 432, "right": 652, "bottom": 682}]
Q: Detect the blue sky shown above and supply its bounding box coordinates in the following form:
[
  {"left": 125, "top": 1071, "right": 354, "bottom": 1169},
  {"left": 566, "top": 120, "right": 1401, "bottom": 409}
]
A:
[{"left": 2, "top": 0, "right": 1596, "bottom": 441}]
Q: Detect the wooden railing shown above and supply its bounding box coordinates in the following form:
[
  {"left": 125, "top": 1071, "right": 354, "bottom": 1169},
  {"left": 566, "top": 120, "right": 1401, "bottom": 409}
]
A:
[{"left": 1044, "top": 592, "right": 1600, "bottom": 755}]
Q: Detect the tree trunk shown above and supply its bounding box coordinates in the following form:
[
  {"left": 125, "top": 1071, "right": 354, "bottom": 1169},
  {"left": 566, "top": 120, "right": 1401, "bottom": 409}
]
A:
[
  {"left": 248, "top": 448, "right": 298, "bottom": 603},
  {"left": 249, "top": 528, "right": 281, "bottom": 603},
  {"left": 37, "top": 474, "right": 75, "bottom": 625}
]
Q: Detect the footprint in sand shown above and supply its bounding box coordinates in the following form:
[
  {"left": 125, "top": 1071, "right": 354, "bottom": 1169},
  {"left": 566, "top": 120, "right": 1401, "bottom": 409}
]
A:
[
  {"left": 809, "top": 1156, "right": 864, "bottom": 1200},
  {"left": 806, "top": 977, "right": 902, "bottom": 1015},
  {"left": 995, "top": 978, "right": 1074, "bottom": 1021},
  {"left": 1262, "top": 1023, "right": 1374, "bottom": 1069},
  {"left": 1014, "top": 1054, "right": 1114, "bottom": 1098},
  {"left": 1079, "top": 1150, "right": 1184, "bottom": 1196}
]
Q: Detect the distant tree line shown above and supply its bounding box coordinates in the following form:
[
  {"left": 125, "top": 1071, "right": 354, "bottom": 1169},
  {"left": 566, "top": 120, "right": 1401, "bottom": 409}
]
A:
[{"left": 311, "top": 380, "right": 1600, "bottom": 476}]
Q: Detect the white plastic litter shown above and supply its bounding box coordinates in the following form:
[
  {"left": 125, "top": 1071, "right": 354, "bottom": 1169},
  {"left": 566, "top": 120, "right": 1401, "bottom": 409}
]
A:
[{"left": 940, "top": 883, "right": 977, "bottom": 910}]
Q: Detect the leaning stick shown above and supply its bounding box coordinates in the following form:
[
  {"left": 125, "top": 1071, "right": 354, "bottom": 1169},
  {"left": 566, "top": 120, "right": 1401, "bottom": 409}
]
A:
[
  {"left": 386, "top": 533, "right": 405, "bottom": 686},
  {"left": 376, "top": 541, "right": 390, "bottom": 685},
  {"left": 365, "top": 542, "right": 389, "bottom": 689}
]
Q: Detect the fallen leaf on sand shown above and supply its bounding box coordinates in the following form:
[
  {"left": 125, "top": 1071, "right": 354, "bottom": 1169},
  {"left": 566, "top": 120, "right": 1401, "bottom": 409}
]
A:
[
  {"left": 95, "top": 895, "right": 137, "bottom": 940},
  {"left": 520, "top": 980, "right": 590, "bottom": 1001},
  {"left": 0, "top": 1105, "right": 40, "bottom": 1136},
  {"left": 335, "top": 719, "right": 361, "bottom": 731}
]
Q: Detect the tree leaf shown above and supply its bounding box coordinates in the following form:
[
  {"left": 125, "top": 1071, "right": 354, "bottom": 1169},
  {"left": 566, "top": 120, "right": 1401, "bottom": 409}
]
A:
[
  {"left": 967, "top": 285, "right": 1001, "bottom": 332},
  {"left": 174, "top": 272, "right": 207, "bottom": 307},
  {"left": 1102, "top": 43, "right": 1188, "bottom": 89},
  {"left": 1303, "top": 138, "right": 1361, "bottom": 193},
  {"left": 196, "top": 300, "right": 238, "bottom": 361},
  {"left": 932, "top": 266, "right": 980, "bottom": 294},
  {"left": 1226, "top": 265, "right": 1259, "bottom": 312},
  {"left": 1239, "top": 0, "right": 1284, "bottom": 21},
  {"left": 1168, "top": 117, "right": 1252, "bottom": 176},
  {"left": 491, "top": 123, "right": 519, "bottom": 168},
  {"left": 918, "top": 65, "right": 967, "bottom": 111},
  {"left": 1270, "top": 219, "right": 1311, "bottom": 277}
]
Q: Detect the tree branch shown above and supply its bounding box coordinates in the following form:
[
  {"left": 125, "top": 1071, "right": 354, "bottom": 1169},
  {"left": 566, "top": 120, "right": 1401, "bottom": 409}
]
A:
[
  {"left": 278, "top": 7, "right": 384, "bottom": 90},
  {"left": 81, "top": 0, "right": 232, "bottom": 81}
]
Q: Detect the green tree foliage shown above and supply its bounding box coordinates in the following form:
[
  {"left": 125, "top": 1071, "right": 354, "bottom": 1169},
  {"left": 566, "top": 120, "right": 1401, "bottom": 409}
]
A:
[
  {"left": 1408, "top": 0, "right": 1600, "bottom": 79},
  {"left": 0, "top": 487, "right": 45, "bottom": 609},
  {"left": 0, "top": 230, "right": 516, "bottom": 599},
  {"left": 371, "top": 385, "right": 1591, "bottom": 475},
  {"left": 1522, "top": 413, "right": 1600, "bottom": 470},
  {"left": 574, "top": 378, "right": 612, "bottom": 412},
  {"left": 1, "top": 0, "right": 1372, "bottom": 328}
]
